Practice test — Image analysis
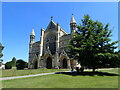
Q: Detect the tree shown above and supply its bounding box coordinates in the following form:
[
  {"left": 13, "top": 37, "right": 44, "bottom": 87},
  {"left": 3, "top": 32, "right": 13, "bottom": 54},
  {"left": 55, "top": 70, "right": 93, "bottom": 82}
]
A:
[
  {"left": 5, "top": 57, "right": 16, "bottom": 69},
  {"left": 94, "top": 53, "right": 120, "bottom": 68},
  {"left": 16, "top": 59, "right": 28, "bottom": 69},
  {"left": 5, "top": 58, "right": 28, "bottom": 69},
  {"left": 12, "top": 57, "right": 16, "bottom": 67},
  {"left": 68, "top": 15, "right": 119, "bottom": 72},
  {"left": 0, "top": 43, "right": 4, "bottom": 58},
  {"left": 0, "top": 43, "right": 4, "bottom": 67},
  {"left": 5, "top": 61, "right": 13, "bottom": 69}
]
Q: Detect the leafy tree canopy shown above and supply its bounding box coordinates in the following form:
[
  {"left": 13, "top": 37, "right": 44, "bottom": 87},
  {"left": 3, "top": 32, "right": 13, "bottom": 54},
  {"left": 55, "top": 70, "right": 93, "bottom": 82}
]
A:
[
  {"left": 16, "top": 59, "right": 28, "bottom": 70},
  {"left": 5, "top": 61, "right": 13, "bottom": 69},
  {"left": 5, "top": 58, "right": 28, "bottom": 69},
  {"left": 68, "top": 15, "right": 119, "bottom": 72},
  {"left": 12, "top": 57, "right": 17, "bottom": 67},
  {"left": 0, "top": 43, "right": 4, "bottom": 58}
]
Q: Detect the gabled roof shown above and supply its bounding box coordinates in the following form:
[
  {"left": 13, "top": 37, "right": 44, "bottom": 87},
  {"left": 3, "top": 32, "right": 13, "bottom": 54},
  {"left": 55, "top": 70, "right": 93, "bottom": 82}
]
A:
[
  {"left": 45, "top": 18, "right": 68, "bottom": 35},
  {"left": 46, "top": 20, "right": 57, "bottom": 30}
]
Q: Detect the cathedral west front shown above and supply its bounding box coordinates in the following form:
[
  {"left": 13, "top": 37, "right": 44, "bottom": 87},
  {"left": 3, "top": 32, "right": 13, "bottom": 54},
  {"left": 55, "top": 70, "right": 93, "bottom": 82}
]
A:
[{"left": 28, "top": 15, "right": 78, "bottom": 69}]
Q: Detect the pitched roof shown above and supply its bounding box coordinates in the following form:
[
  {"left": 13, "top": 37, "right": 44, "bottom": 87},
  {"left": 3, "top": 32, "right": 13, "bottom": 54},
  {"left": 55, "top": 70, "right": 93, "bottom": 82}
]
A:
[
  {"left": 46, "top": 20, "right": 57, "bottom": 30},
  {"left": 45, "top": 18, "right": 68, "bottom": 35}
]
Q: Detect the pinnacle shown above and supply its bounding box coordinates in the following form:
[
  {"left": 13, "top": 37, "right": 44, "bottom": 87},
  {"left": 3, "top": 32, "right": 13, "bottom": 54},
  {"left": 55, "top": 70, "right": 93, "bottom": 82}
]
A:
[
  {"left": 31, "top": 29, "right": 35, "bottom": 36},
  {"left": 70, "top": 14, "right": 76, "bottom": 24}
]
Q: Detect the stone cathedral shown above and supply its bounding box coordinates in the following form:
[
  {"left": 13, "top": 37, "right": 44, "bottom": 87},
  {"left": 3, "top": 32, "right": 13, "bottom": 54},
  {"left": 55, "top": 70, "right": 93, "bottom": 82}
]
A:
[{"left": 28, "top": 15, "right": 78, "bottom": 69}]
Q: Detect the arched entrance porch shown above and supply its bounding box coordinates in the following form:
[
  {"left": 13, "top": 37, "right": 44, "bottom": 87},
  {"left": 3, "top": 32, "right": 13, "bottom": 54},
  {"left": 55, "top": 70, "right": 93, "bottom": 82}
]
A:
[
  {"left": 34, "top": 60, "right": 38, "bottom": 69},
  {"left": 46, "top": 57, "right": 52, "bottom": 69},
  {"left": 62, "top": 58, "right": 67, "bottom": 68}
]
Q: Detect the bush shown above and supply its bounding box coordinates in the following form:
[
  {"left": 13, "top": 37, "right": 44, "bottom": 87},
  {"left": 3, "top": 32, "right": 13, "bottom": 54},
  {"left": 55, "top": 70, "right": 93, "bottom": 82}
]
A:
[
  {"left": 5, "top": 58, "right": 28, "bottom": 69},
  {"left": 5, "top": 61, "right": 13, "bottom": 69},
  {"left": 16, "top": 59, "right": 28, "bottom": 70}
]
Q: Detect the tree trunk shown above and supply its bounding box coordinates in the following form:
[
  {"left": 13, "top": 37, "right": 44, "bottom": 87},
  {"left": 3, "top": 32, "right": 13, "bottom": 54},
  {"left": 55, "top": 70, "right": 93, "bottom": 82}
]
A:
[
  {"left": 80, "top": 67, "right": 84, "bottom": 72},
  {"left": 93, "top": 68, "right": 95, "bottom": 72}
]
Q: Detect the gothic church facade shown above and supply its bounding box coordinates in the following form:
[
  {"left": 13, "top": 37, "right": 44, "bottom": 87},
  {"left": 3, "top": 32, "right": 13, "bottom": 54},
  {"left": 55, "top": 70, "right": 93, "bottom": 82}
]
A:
[{"left": 28, "top": 15, "right": 77, "bottom": 69}]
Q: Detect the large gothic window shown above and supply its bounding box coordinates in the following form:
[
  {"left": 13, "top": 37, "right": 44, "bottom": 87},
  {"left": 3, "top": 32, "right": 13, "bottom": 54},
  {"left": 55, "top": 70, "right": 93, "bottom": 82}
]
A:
[
  {"left": 46, "top": 34, "right": 56, "bottom": 54},
  {"left": 49, "top": 42, "right": 56, "bottom": 54}
]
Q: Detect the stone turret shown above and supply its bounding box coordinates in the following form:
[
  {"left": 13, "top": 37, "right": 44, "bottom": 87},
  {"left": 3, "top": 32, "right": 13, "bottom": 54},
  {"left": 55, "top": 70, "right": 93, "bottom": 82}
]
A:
[
  {"left": 29, "top": 29, "right": 35, "bottom": 53},
  {"left": 28, "top": 29, "right": 35, "bottom": 69},
  {"left": 30, "top": 29, "right": 35, "bottom": 44},
  {"left": 70, "top": 14, "right": 76, "bottom": 34}
]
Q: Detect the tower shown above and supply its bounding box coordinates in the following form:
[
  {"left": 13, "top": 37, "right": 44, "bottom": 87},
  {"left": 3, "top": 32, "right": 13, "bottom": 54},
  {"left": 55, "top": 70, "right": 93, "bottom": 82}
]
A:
[
  {"left": 70, "top": 14, "right": 76, "bottom": 34},
  {"left": 29, "top": 29, "right": 35, "bottom": 53},
  {"left": 28, "top": 29, "right": 35, "bottom": 68},
  {"left": 30, "top": 29, "right": 35, "bottom": 44}
]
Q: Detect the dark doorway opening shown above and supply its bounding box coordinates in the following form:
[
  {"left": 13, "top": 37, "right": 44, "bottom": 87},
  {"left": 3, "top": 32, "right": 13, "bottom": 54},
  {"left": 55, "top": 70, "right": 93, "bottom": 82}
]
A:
[
  {"left": 63, "top": 58, "right": 67, "bottom": 68},
  {"left": 46, "top": 57, "right": 52, "bottom": 69},
  {"left": 34, "top": 60, "right": 38, "bottom": 69}
]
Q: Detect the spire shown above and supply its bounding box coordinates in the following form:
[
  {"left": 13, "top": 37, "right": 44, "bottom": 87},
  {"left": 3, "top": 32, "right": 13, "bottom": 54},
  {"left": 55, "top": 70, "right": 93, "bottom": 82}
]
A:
[
  {"left": 70, "top": 14, "right": 76, "bottom": 24},
  {"left": 31, "top": 29, "right": 35, "bottom": 36}
]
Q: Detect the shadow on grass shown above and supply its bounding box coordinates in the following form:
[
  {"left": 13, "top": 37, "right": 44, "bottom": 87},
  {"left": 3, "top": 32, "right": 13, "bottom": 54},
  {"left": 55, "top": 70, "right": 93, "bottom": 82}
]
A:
[{"left": 55, "top": 71, "right": 120, "bottom": 76}]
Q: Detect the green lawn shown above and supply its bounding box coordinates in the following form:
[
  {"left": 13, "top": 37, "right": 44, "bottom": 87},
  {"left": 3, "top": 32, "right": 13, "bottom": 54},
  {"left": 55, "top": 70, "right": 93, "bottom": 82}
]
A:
[
  {"left": 2, "top": 68, "right": 119, "bottom": 88},
  {"left": 1, "top": 68, "right": 70, "bottom": 77}
]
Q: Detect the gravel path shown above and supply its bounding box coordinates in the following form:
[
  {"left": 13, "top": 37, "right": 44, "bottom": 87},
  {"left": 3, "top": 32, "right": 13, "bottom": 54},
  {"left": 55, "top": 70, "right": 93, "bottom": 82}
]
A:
[{"left": 0, "top": 72, "right": 55, "bottom": 80}]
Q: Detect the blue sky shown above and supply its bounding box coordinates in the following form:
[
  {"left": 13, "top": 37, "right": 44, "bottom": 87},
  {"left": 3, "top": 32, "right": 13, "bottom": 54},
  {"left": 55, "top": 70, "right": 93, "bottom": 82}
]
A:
[{"left": 2, "top": 2, "right": 118, "bottom": 63}]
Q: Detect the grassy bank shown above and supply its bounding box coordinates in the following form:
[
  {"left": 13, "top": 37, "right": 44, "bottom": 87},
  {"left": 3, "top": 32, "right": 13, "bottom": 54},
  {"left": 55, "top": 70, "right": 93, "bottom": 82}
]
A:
[
  {"left": 2, "top": 68, "right": 119, "bottom": 88},
  {"left": 1, "top": 68, "right": 70, "bottom": 77}
]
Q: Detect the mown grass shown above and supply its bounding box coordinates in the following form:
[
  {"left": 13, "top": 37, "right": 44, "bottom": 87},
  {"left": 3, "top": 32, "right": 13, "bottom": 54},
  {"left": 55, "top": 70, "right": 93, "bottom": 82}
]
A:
[
  {"left": 98, "top": 68, "right": 119, "bottom": 74},
  {"left": 2, "top": 68, "right": 119, "bottom": 88},
  {"left": 1, "top": 68, "right": 70, "bottom": 77}
]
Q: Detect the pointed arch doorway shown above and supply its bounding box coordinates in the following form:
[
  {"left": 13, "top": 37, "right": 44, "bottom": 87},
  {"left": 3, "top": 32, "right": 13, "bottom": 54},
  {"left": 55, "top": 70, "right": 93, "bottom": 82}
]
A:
[
  {"left": 34, "top": 60, "right": 38, "bottom": 69},
  {"left": 46, "top": 57, "right": 52, "bottom": 69},
  {"left": 62, "top": 58, "right": 67, "bottom": 68}
]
